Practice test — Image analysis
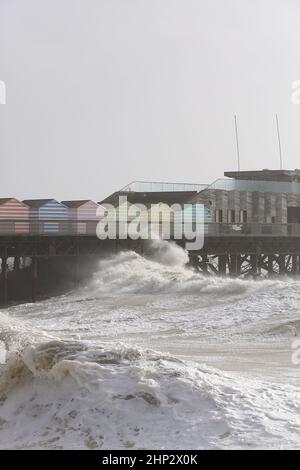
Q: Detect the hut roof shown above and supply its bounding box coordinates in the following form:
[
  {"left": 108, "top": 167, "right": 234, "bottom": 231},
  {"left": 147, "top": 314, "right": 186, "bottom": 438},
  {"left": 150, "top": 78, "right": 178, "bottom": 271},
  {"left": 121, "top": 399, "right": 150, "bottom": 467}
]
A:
[
  {"left": 23, "top": 199, "right": 59, "bottom": 207},
  {"left": 0, "top": 198, "right": 15, "bottom": 205},
  {"left": 61, "top": 200, "right": 96, "bottom": 208}
]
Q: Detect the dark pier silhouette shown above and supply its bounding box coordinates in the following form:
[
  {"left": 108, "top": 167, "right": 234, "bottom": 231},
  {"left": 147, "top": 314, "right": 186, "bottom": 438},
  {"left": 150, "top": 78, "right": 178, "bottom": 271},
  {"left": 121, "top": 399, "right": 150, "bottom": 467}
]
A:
[{"left": 1, "top": 227, "right": 300, "bottom": 305}]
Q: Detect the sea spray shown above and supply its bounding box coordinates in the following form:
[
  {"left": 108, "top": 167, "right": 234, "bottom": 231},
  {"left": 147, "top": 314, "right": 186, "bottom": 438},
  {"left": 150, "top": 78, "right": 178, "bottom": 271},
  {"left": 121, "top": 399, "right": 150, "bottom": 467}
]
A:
[
  {"left": 0, "top": 336, "right": 299, "bottom": 449},
  {"left": 144, "top": 240, "right": 189, "bottom": 267},
  {"left": 83, "top": 241, "right": 283, "bottom": 298},
  {"left": 0, "top": 241, "right": 300, "bottom": 449}
]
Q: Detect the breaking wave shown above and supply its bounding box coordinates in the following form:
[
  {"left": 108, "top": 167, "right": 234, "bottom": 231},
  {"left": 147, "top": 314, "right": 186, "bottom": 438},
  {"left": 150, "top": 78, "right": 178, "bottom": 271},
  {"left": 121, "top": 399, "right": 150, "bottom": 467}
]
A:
[
  {"left": 1, "top": 241, "right": 300, "bottom": 449},
  {"left": 0, "top": 325, "right": 300, "bottom": 450},
  {"left": 84, "top": 241, "right": 288, "bottom": 300}
]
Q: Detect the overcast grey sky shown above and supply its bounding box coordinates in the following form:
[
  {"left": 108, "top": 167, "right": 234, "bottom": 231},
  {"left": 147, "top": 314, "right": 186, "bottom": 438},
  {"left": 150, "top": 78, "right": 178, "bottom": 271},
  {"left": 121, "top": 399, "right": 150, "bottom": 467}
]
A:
[{"left": 1, "top": 0, "right": 300, "bottom": 201}]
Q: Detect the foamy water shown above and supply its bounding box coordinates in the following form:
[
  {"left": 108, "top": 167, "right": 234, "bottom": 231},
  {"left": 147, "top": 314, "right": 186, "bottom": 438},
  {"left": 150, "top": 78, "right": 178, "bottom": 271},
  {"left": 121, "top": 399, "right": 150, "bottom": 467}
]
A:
[{"left": 0, "top": 241, "right": 300, "bottom": 449}]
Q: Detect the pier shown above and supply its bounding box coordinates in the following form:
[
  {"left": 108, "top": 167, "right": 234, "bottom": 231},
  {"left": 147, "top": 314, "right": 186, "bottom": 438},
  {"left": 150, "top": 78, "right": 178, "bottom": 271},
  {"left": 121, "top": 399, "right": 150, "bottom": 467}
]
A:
[
  {"left": 1, "top": 225, "right": 300, "bottom": 305},
  {"left": 1, "top": 169, "right": 300, "bottom": 304}
]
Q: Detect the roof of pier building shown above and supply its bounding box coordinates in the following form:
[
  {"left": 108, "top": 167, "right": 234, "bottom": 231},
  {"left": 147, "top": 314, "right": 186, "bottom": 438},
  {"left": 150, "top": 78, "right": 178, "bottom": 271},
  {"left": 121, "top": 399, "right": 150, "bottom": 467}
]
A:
[
  {"left": 196, "top": 170, "right": 300, "bottom": 195},
  {"left": 224, "top": 169, "right": 300, "bottom": 183},
  {"left": 101, "top": 191, "right": 198, "bottom": 206},
  {"left": 100, "top": 181, "right": 206, "bottom": 206}
]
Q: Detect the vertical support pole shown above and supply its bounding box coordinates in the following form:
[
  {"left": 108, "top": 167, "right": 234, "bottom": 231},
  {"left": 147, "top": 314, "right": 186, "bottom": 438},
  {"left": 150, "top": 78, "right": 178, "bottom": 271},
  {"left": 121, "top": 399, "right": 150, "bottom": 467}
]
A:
[
  {"left": 231, "top": 255, "right": 236, "bottom": 276},
  {"left": 231, "top": 254, "right": 241, "bottom": 277},
  {"left": 201, "top": 254, "right": 208, "bottom": 273},
  {"left": 234, "top": 115, "right": 241, "bottom": 172},
  {"left": 278, "top": 255, "right": 286, "bottom": 275},
  {"left": 267, "top": 255, "right": 274, "bottom": 275},
  {"left": 228, "top": 255, "right": 234, "bottom": 275},
  {"left": 75, "top": 240, "right": 80, "bottom": 287},
  {"left": 237, "top": 254, "right": 241, "bottom": 276},
  {"left": 218, "top": 255, "right": 227, "bottom": 275},
  {"left": 292, "top": 255, "right": 298, "bottom": 274},
  {"left": 31, "top": 257, "right": 38, "bottom": 303},
  {"left": 14, "top": 256, "right": 20, "bottom": 271},
  {"left": 2, "top": 254, "right": 8, "bottom": 306},
  {"left": 74, "top": 255, "right": 80, "bottom": 287},
  {"left": 250, "top": 254, "right": 258, "bottom": 275},
  {"left": 276, "top": 114, "right": 283, "bottom": 170},
  {"left": 188, "top": 253, "right": 200, "bottom": 271}
]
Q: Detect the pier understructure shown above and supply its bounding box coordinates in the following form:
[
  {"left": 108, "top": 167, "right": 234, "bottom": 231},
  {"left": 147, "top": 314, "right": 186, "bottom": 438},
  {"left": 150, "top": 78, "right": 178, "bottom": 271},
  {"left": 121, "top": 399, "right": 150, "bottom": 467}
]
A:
[{"left": 1, "top": 221, "right": 300, "bottom": 305}]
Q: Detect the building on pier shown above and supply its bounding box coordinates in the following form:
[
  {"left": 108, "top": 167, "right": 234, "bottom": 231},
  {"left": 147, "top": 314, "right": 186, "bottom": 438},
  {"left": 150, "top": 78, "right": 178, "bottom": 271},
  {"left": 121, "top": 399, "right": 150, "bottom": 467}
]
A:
[
  {"left": 190, "top": 169, "right": 300, "bottom": 233},
  {"left": 100, "top": 181, "right": 211, "bottom": 237},
  {"left": 23, "top": 199, "right": 69, "bottom": 235},
  {"left": 61, "top": 200, "right": 105, "bottom": 235},
  {"left": 0, "top": 198, "right": 29, "bottom": 234}
]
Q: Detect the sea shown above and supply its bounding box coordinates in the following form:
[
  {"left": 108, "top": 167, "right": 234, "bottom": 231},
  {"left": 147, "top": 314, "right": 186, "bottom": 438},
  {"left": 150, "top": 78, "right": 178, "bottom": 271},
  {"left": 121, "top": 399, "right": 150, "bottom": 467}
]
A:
[{"left": 0, "top": 240, "right": 299, "bottom": 449}]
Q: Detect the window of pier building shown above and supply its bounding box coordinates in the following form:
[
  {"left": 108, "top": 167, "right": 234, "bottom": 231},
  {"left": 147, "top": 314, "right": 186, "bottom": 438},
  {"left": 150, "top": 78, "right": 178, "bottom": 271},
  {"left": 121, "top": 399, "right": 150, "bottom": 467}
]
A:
[
  {"left": 228, "top": 210, "right": 235, "bottom": 223},
  {"left": 240, "top": 210, "right": 248, "bottom": 223},
  {"left": 215, "top": 209, "right": 223, "bottom": 223}
]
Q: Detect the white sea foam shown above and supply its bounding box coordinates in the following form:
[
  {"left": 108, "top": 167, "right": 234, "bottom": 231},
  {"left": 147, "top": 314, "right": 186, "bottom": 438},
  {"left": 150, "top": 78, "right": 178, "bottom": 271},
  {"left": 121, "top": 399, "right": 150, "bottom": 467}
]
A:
[
  {"left": 0, "top": 335, "right": 299, "bottom": 450},
  {"left": 0, "top": 241, "right": 300, "bottom": 449},
  {"left": 85, "top": 244, "right": 283, "bottom": 299}
]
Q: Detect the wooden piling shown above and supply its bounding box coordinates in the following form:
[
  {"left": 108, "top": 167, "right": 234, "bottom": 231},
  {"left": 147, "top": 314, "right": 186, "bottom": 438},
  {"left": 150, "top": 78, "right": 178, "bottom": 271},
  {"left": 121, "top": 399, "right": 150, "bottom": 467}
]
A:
[
  {"left": 31, "top": 257, "right": 38, "bottom": 303},
  {"left": 14, "top": 256, "right": 20, "bottom": 271},
  {"left": 250, "top": 254, "right": 258, "bottom": 275},
  {"left": 292, "top": 255, "right": 299, "bottom": 274},
  {"left": 218, "top": 255, "right": 227, "bottom": 275},
  {"left": 267, "top": 255, "right": 274, "bottom": 275},
  {"left": 2, "top": 256, "right": 8, "bottom": 305},
  {"left": 278, "top": 255, "right": 286, "bottom": 274}
]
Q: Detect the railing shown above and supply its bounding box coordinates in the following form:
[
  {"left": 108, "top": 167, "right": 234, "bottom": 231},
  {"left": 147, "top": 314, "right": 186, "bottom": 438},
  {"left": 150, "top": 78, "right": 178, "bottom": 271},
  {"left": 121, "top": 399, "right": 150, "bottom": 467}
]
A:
[
  {"left": 1, "top": 220, "right": 300, "bottom": 238},
  {"left": 0, "top": 220, "right": 101, "bottom": 236},
  {"left": 120, "top": 181, "right": 208, "bottom": 193},
  {"left": 206, "top": 223, "right": 300, "bottom": 236}
]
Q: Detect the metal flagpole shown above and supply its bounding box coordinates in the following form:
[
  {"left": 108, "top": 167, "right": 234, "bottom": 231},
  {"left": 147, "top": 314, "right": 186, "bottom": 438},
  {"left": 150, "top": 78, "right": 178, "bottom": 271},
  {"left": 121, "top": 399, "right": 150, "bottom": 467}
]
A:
[
  {"left": 234, "top": 115, "right": 241, "bottom": 172},
  {"left": 276, "top": 114, "right": 283, "bottom": 170}
]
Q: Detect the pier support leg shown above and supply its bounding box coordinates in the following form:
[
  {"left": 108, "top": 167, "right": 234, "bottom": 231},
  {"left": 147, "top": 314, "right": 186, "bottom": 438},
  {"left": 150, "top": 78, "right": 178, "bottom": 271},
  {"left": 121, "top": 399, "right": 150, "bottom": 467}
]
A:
[
  {"left": 74, "top": 255, "right": 80, "bottom": 287},
  {"left": 14, "top": 256, "right": 20, "bottom": 271},
  {"left": 250, "top": 254, "right": 258, "bottom": 275},
  {"left": 267, "top": 255, "right": 274, "bottom": 275},
  {"left": 278, "top": 255, "right": 286, "bottom": 275},
  {"left": 31, "top": 257, "right": 38, "bottom": 303},
  {"left": 188, "top": 254, "right": 201, "bottom": 271},
  {"left": 218, "top": 255, "right": 227, "bottom": 275},
  {"left": 292, "top": 255, "right": 298, "bottom": 274},
  {"left": 230, "top": 254, "right": 241, "bottom": 276},
  {"left": 2, "top": 257, "right": 8, "bottom": 305},
  {"left": 201, "top": 255, "right": 208, "bottom": 273}
]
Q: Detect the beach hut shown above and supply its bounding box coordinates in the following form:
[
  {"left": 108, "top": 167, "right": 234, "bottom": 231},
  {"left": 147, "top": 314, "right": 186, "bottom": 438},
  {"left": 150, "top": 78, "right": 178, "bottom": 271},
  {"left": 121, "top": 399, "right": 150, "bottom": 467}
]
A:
[
  {"left": 23, "top": 199, "right": 69, "bottom": 235},
  {"left": 0, "top": 198, "right": 29, "bottom": 235},
  {"left": 61, "top": 200, "right": 105, "bottom": 235}
]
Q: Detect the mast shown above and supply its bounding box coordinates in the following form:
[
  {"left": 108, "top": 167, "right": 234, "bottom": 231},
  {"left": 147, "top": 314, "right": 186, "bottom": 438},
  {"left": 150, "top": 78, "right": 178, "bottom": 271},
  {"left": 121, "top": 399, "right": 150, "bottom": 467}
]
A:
[
  {"left": 276, "top": 114, "right": 283, "bottom": 170},
  {"left": 234, "top": 115, "right": 241, "bottom": 172}
]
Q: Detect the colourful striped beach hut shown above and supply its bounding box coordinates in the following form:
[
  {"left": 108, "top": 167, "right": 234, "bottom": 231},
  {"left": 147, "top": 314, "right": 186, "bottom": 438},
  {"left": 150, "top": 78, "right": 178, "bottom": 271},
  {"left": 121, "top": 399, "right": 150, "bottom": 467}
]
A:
[
  {"left": 23, "top": 199, "right": 69, "bottom": 235},
  {"left": 62, "top": 200, "right": 105, "bottom": 235},
  {"left": 0, "top": 198, "right": 29, "bottom": 235}
]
